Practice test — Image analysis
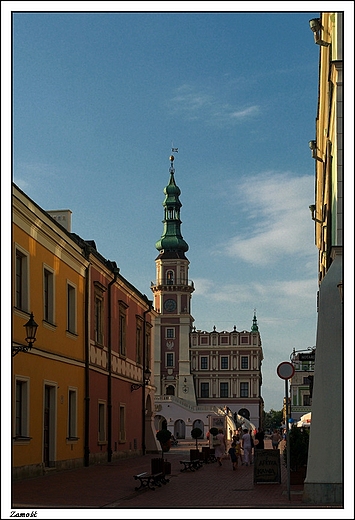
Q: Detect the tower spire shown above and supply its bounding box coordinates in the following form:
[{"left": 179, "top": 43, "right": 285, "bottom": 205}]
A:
[
  {"left": 155, "top": 154, "right": 189, "bottom": 257},
  {"left": 251, "top": 309, "right": 259, "bottom": 332}
]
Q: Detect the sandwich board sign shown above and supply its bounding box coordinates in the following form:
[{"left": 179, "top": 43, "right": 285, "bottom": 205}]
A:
[{"left": 254, "top": 449, "right": 281, "bottom": 484}]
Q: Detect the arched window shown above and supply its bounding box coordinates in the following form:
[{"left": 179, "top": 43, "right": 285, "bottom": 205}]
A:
[{"left": 166, "top": 270, "right": 174, "bottom": 285}]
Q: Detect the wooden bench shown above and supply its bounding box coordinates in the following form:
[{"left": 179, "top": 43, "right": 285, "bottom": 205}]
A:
[
  {"left": 180, "top": 459, "right": 203, "bottom": 472},
  {"left": 133, "top": 471, "right": 168, "bottom": 491}
]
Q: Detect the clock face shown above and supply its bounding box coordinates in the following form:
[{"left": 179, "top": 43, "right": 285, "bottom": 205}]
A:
[{"left": 164, "top": 299, "right": 176, "bottom": 312}]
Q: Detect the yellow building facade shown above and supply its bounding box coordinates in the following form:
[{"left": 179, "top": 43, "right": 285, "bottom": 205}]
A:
[
  {"left": 12, "top": 184, "right": 89, "bottom": 478},
  {"left": 303, "top": 12, "right": 343, "bottom": 505}
]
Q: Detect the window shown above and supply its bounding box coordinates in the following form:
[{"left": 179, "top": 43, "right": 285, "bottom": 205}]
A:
[
  {"left": 98, "top": 401, "right": 106, "bottom": 443},
  {"left": 68, "top": 388, "right": 78, "bottom": 439},
  {"left": 119, "top": 302, "right": 127, "bottom": 356},
  {"left": 241, "top": 336, "right": 249, "bottom": 344},
  {"left": 43, "top": 267, "right": 54, "bottom": 323},
  {"left": 94, "top": 282, "right": 106, "bottom": 345},
  {"left": 166, "top": 353, "right": 174, "bottom": 367},
  {"left": 200, "top": 337, "right": 208, "bottom": 345},
  {"left": 67, "top": 283, "right": 76, "bottom": 334},
  {"left": 15, "top": 248, "right": 29, "bottom": 311},
  {"left": 119, "top": 405, "right": 126, "bottom": 442},
  {"left": 241, "top": 356, "right": 249, "bottom": 369},
  {"left": 201, "top": 382, "right": 209, "bottom": 398},
  {"left": 221, "top": 356, "right": 228, "bottom": 369},
  {"left": 220, "top": 382, "right": 229, "bottom": 398},
  {"left": 221, "top": 336, "right": 228, "bottom": 344},
  {"left": 136, "top": 317, "right": 143, "bottom": 365},
  {"left": 166, "top": 328, "right": 175, "bottom": 338},
  {"left": 15, "top": 378, "right": 29, "bottom": 438},
  {"left": 200, "top": 356, "right": 208, "bottom": 370},
  {"left": 166, "top": 270, "right": 174, "bottom": 284},
  {"left": 240, "top": 382, "right": 249, "bottom": 397},
  {"left": 94, "top": 295, "right": 103, "bottom": 344},
  {"left": 303, "top": 394, "right": 311, "bottom": 406}
]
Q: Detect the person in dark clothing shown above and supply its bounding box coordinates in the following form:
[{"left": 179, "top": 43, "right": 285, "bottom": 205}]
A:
[{"left": 254, "top": 427, "right": 265, "bottom": 449}]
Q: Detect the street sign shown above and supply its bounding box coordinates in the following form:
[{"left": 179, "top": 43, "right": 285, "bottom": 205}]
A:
[
  {"left": 299, "top": 352, "right": 315, "bottom": 361},
  {"left": 277, "top": 361, "right": 295, "bottom": 380},
  {"left": 254, "top": 449, "right": 281, "bottom": 484}
]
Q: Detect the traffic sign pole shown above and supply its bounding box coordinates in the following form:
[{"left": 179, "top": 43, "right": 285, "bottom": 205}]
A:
[{"left": 277, "top": 362, "right": 295, "bottom": 501}]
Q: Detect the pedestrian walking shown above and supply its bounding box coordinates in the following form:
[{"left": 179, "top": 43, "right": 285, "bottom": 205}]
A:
[
  {"left": 254, "top": 427, "right": 265, "bottom": 450},
  {"left": 214, "top": 428, "right": 226, "bottom": 466},
  {"left": 241, "top": 428, "right": 252, "bottom": 466},
  {"left": 228, "top": 441, "right": 238, "bottom": 470},
  {"left": 271, "top": 429, "right": 282, "bottom": 450},
  {"left": 235, "top": 434, "right": 243, "bottom": 465}
]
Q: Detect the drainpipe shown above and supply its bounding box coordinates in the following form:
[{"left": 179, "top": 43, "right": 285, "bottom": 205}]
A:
[
  {"left": 83, "top": 246, "right": 91, "bottom": 467},
  {"left": 142, "top": 298, "right": 152, "bottom": 456},
  {"left": 107, "top": 261, "right": 120, "bottom": 462}
]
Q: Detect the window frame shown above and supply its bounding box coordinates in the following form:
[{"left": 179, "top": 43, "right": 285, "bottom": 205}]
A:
[
  {"left": 15, "top": 246, "right": 29, "bottom": 312},
  {"left": 67, "top": 387, "right": 78, "bottom": 441},
  {"left": 200, "top": 356, "right": 208, "bottom": 370},
  {"left": 240, "top": 382, "right": 249, "bottom": 397},
  {"left": 166, "top": 352, "right": 174, "bottom": 367},
  {"left": 166, "top": 328, "right": 175, "bottom": 339},
  {"left": 43, "top": 264, "right": 55, "bottom": 325},
  {"left": 98, "top": 400, "right": 106, "bottom": 444},
  {"left": 220, "top": 356, "right": 229, "bottom": 370},
  {"left": 200, "top": 382, "right": 209, "bottom": 398},
  {"left": 220, "top": 381, "right": 229, "bottom": 398},
  {"left": 119, "top": 301, "right": 128, "bottom": 357},
  {"left": 119, "top": 404, "right": 126, "bottom": 443},
  {"left": 14, "top": 377, "right": 30, "bottom": 441},
  {"left": 67, "top": 281, "right": 77, "bottom": 335},
  {"left": 241, "top": 356, "right": 249, "bottom": 369}
]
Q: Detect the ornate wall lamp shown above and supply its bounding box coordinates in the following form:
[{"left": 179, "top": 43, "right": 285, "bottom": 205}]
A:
[
  {"left": 309, "top": 18, "right": 330, "bottom": 46},
  {"left": 13, "top": 312, "right": 38, "bottom": 357},
  {"left": 309, "top": 140, "right": 323, "bottom": 162},
  {"left": 131, "top": 367, "right": 151, "bottom": 391}
]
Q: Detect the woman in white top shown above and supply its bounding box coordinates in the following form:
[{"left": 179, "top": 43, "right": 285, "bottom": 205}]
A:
[
  {"left": 241, "top": 429, "right": 252, "bottom": 466},
  {"left": 214, "top": 429, "right": 226, "bottom": 466}
]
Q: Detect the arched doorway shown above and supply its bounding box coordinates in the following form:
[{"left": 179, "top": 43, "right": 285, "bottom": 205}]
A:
[
  {"left": 166, "top": 385, "right": 175, "bottom": 395},
  {"left": 192, "top": 419, "right": 204, "bottom": 437},
  {"left": 154, "top": 415, "right": 167, "bottom": 431},
  {"left": 174, "top": 419, "right": 185, "bottom": 439}
]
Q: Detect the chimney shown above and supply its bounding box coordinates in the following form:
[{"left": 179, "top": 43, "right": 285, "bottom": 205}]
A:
[{"left": 47, "top": 209, "right": 72, "bottom": 232}]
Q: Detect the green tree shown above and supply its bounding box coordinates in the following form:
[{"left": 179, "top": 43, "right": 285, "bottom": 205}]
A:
[{"left": 263, "top": 409, "right": 283, "bottom": 431}]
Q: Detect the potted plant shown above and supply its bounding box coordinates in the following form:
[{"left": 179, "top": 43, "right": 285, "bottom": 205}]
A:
[
  {"left": 209, "top": 427, "right": 219, "bottom": 446},
  {"left": 283, "top": 426, "right": 309, "bottom": 484},
  {"left": 191, "top": 427, "right": 203, "bottom": 450},
  {"left": 156, "top": 429, "right": 172, "bottom": 457}
]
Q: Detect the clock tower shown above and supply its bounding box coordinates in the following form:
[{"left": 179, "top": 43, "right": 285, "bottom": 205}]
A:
[{"left": 151, "top": 155, "right": 196, "bottom": 404}]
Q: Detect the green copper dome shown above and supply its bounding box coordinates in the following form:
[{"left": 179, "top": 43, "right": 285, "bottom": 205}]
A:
[{"left": 155, "top": 155, "right": 189, "bottom": 255}]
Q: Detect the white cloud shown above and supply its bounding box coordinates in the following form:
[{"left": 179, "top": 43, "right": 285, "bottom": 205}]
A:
[
  {"left": 168, "top": 83, "right": 259, "bottom": 125},
  {"left": 193, "top": 277, "right": 317, "bottom": 318},
  {"left": 216, "top": 171, "right": 314, "bottom": 265}
]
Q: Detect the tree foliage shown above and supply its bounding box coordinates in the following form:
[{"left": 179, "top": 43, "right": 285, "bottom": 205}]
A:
[{"left": 263, "top": 409, "right": 283, "bottom": 431}]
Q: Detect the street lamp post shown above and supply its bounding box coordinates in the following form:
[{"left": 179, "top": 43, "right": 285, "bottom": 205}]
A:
[
  {"left": 131, "top": 367, "right": 151, "bottom": 392},
  {"left": 13, "top": 312, "right": 38, "bottom": 357}
]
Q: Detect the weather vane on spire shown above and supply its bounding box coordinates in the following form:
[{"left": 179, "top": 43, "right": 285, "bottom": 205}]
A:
[{"left": 170, "top": 143, "right": 178, "bottom": 173}]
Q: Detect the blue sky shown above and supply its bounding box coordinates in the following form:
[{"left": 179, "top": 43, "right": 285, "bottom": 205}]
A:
[{"left": 4, "top": 4, "right": 346, "bottom": 413}]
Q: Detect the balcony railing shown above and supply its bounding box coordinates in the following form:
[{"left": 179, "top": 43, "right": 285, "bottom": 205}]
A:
[{"left": 151, "top": 279, "right": 194, "bottom": 288}]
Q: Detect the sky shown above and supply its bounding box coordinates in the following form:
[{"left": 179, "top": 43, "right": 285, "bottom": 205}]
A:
[{"left": 2, "top": 2, "right": 350, "bottom": 416}]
